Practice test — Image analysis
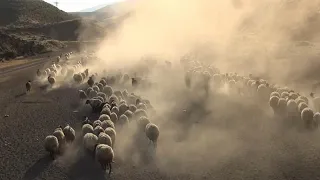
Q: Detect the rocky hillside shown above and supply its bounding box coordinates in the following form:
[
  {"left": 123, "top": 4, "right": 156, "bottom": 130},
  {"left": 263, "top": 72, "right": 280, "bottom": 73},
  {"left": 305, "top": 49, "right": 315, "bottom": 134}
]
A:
[{"left": 0, "top": 0, "right": 75, "bottom": 26}]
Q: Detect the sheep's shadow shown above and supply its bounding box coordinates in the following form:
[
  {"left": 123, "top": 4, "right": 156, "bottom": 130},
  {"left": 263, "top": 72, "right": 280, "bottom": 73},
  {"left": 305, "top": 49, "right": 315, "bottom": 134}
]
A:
[
  {"left": 22, "top": 155, "right": 52, "bottom": 180},
  {"left": 15, "top": 92, "right": 26, "bottom": 98},
  {"left": 67, "top": 150, "right": 107, "bottom": 180}
]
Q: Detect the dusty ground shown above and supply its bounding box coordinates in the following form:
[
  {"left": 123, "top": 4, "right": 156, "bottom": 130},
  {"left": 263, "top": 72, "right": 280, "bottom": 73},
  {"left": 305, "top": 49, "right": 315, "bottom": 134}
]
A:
[{"left": 1, "top": 56, "right": 320, "bottom": 180}]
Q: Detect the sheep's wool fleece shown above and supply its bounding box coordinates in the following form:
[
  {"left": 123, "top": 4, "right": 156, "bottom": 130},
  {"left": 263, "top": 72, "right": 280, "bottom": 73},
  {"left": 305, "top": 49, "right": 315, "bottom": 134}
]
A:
[
  {"left": 83, "top": 133, "right": 98, "bottom": 151},
  {"left": 44, "top": 135, "right": 59, "bottom": 151},
  {"left": 95, "top": 144, "right": 114, "bottom": 162}
]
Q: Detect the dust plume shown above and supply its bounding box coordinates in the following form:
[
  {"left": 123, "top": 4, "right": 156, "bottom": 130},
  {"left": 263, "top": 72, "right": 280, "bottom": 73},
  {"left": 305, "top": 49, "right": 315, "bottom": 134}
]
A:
[
  {"left": 95, "top": 0, "right": 320, "bottom": 86},
  {"left": 74, "top": 0, "right": 320, "bottom": 178}
]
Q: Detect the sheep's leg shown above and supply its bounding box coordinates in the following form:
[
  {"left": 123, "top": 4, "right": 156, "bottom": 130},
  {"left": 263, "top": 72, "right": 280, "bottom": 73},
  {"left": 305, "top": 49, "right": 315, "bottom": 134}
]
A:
[
  {"left": 101, "top": 162, "right": 107, "bottom": 171},
  {"left": 108, "top": 163, "right": 112, "bottom": 176},
  {"left": 49, "top": 152, "right": 55, "bottom": 160}
]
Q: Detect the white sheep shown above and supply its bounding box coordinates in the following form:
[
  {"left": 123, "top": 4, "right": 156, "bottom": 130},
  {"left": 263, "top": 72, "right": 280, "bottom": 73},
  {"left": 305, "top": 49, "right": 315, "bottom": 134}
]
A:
[
  {"left": 101, "top": 107, "right": 111, "bottom": 116},
  {"left": 99, "top": 114, "right": 111, "bottom": 121},
  {"left": 48, "top": 75, "right": 56, "bottom": 85},
  {"left": 111, "top": 106, "right": 119, "bottom": 116},
  {"left": 92, "top": 85, "right": 100, "bottom": 92},
  {"left": 94, "top": 144, "right": 114, "bottom": 175},
  {"left": 124, "top": 110, "right": 133, "bottom": 119},
  {"left": 93, "top": 120, "right": 102, "bottom": 128},
  {"left": 298, "top": 102, "right": 308, "bottom": 112},
  {"left": 270, "top": 92, "right": 280, "bottom": 98},
  {"left": 101, "top": 120, "right": 115, "bottom": 130},
  {"left": 52, "top": 128, "right": 66, "bottom": 154},
  {"left": 83, "top": 133, "right": 98, "bottom": 152},
  {"left": 301, "top": 108, "right": 314, "bottom": 129},
  {"left": 102, "top": 86, "right": 113, "bottom": 97},
  {"left": 313, "top": 112, "right": 320, "bottom": 128},
  {"left": 104, "top": 127, "right": 116, "bottom": 147},
  {"left": 129, "top": 105, "right": 137, "bottom": 113},
  {"left": 93, "top": 126, "right": 105, "bottom": 136},
  {"left": 63, "top": 125, "right": 76, "bottom": 143},
  {"left": 145, "top": 123, "right": 160, "bottom": 148},
  {"left": 82, "top": 124, "right": 94, "bottom": 136},
  {"left": 110, "top": 112, "right": 118, "bottom": 124},
  {"left": 118, "top": 104, "right": 129, "bottom": 115},
  {"left": 137, "top": 103, "right": 147, "bottom": 111},
  {"left": 44, "top": 135, "right": 59, "bottom": 159},
  {"left": 98, "top": 132, "right": 112, "bottom": 147},
  {"left": 118, "top": 114, "right": 129, "bottom": 126},
  {"left": 134, "top": 109, "right": 148, "bottom": 120},
  {"left": 138, "top": 116, "right": 150, "bottom": 131}
]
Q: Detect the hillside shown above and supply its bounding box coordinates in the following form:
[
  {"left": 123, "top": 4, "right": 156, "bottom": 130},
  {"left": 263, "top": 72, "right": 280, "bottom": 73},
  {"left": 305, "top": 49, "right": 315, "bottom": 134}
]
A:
[
  {"left": 0, "top": 0, "right": 106, "bottom": 60},
  {"left": 3, "top": 19, "right": 105, "bottom": 41},
  {"left": 0, "top": 0, "right": 75, "bottom": 26},
  {"left": 0, "top": 30, "right": 66, "bottom": 59}
]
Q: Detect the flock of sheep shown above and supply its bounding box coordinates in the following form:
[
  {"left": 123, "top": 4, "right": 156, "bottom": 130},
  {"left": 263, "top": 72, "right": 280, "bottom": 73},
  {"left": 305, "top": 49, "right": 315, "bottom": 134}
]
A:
[
  {"left": 32, "top": 51, "right": 160, "bottom": 176},
  {"left": 24, "top": 50, "right": 320, "bottom": 177},
  {"left": 181, "top": 57, "right": 320, "bottom": 131}
]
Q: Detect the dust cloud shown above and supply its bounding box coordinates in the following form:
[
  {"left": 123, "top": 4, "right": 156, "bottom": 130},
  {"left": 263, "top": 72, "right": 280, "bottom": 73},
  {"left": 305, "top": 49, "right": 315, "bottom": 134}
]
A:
[{"left": 73, "top": 0, "right": 320, "bottom": 177}]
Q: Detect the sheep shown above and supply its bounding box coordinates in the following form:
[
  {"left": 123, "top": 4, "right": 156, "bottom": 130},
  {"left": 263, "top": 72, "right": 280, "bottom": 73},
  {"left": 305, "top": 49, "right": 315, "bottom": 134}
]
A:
[
  {"left": 111, "top": 106, "right": 120, "bottom": 116},
  {"left": 73, "top": 73, "right": 83, "bottom": 83},
  {"left": 37, "top": 69, "right": 42, "bottom": 76},
  {"left": 101, "top": 120, "right": 115, "bottom": 130},
  {"left": 94, "top": 144, "right": 114, "bottom": 175},
  {"left": 63, "top": 125, "right": 76, "bottom": 143},
  {"left": 124, "top": 110, "right": 133, "bottom": 119},
  {"left": 79, "top": 90, "right": 88, "bottom": 100},
  {"left": 145, "top": 123, "right": 160, "bottom": 148},
  {"left": 93, "top": 120, "right": 102, "bottom": 128},
  {"left": 44, "top": 135, "right": 59, "bottom": 159},
  {"left": 93, "top": 126, "right": 105, "bottom": 136},
  {"left": 299, "top": 96, "right": 309, "bottom": 105},
  {"left": 119, "top": 103, "right": 129, "bottom": 115},
  {"left": 137, "top": 103, "right": 148, "bottom": 111},
  {"left": 289, "top": 92, "right": 299, "bottom": 100},
  {"left": 83, "top": 133, "right": 98, "bottom": 152},
  {"left": 86, "top": 99, "right": 107, "bottom": 113},
  {"left": 104, "top": 127, "right": 116, "bottom": 147},
  {"left": 129, "top": 105, "right": 137, "bottom": 113},
  {"left": 138, "top": 116, "right": 150, "bottom": 131},
  {"left": 26, "top": 80, "right": 31, "bottom": 92},
  {"left": 101, "top": 107, "right": 111, "bottom": 116},
  {"left": 93, "top": 85, "right": 100, "bottom": 92},
  {"left": 99, "top": 114, "right": 111, "bottom": 121},
  {"left": 99, "top": 79, "right": 107, "bottom": 86},
  {"left": 48, "top": 75, "right": 56, "bottom": 85},
  {"left": 134, "top": 109, "right": 148, "bottom": 120},
  {"left": 118, "top": 114, "right": 129, "bottom": 126},
  {"left": 98, "top": 133, "right": 113, "bottom": 147},
  {"left": 82, "top": 124, "right": 94, "bottom": 136},
  {"left": 102, "top": 86, "right": 113, "bottom": 97},
  {"left": 53, "top": 128, "right": 66, "bottom": 153},
  {"left": 97, "top": 92, "right": 107, "bottom": 102},
  {"left": 97, "top": 83, "right": 104, "bottom": 91},
  {"left": 313, "top": 112, "right": 320, "bottom": 129},
  {"left": 301, "top": 108, "right": 314, "bottom": 129},
  {"left": 109, "top": 95, "right": 119, "bottom": 104},
  {"left": 114, "top": 91, "right": 123, "bottom": 100},
  {"left": 110, "top": 112, "right": 118, "bottom": 124},
  {"left": 122, "top": 89, "right": 129, "bottom": 99},
  {"left": 298, "top": 102, "right": 308, "bottom": 112}
]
